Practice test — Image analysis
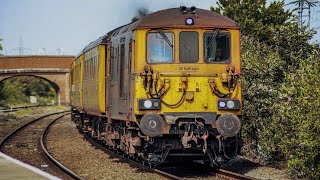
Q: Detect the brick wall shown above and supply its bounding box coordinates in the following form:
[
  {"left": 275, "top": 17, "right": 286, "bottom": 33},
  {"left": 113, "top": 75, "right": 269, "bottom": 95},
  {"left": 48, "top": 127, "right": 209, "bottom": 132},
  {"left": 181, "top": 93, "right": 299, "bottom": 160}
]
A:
[{"left": 0, "top": 55, "right": 74, "bottom": 69}]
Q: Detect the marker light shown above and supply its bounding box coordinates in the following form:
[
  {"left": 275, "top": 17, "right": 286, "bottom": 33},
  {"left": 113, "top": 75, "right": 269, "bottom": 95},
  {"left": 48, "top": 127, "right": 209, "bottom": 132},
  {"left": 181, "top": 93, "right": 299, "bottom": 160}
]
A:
[
  {"left": 185, "top": 18, "right": 194, "bottom": 25},
  {"left": 227, "top": 101, "right": 235, "bottom": 108},
  {"left": 153, "top": 101, "right": 160, "bottom": 107}
]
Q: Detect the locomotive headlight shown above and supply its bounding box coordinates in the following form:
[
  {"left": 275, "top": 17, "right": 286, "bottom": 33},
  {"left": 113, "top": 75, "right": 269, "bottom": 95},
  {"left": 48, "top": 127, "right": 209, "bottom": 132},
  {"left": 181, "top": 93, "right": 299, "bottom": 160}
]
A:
[
  {"left": 185, "top": 18, "right": 194, "bottom": 25},
  {"left": 218, "top": 99, "right": 240, "bottom": 110},
  {"left": 219, "top": 101, "right": 226, "bottom": 108},
  {"left": 139, "top": 99, "right": 161, "bottom": 110},
  {"left": 144, "top": 100, "right": 152, "bottom": 108}
]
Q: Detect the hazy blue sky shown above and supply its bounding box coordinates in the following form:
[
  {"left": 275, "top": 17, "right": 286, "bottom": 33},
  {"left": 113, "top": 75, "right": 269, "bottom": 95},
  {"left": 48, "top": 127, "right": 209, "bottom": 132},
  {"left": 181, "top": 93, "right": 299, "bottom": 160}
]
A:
[{"left": 1, "top": 0, "right": 319, "bottom": 55}]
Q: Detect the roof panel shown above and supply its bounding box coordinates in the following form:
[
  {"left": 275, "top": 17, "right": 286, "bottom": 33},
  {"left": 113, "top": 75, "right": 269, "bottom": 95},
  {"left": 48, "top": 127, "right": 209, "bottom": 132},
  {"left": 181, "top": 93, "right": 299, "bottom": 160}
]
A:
[{"left": 134, "top": 8, "right": 239, "bottom": 30}]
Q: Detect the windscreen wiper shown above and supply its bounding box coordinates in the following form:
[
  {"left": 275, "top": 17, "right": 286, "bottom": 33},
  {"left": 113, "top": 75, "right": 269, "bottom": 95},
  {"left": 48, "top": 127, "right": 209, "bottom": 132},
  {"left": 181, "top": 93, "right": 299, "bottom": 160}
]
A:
[
  {"left": 206, "top": 29, "right": 219, "bottom": 49},
  {"left": 158, "top": 29, "right": 173, "bottom": 47}
]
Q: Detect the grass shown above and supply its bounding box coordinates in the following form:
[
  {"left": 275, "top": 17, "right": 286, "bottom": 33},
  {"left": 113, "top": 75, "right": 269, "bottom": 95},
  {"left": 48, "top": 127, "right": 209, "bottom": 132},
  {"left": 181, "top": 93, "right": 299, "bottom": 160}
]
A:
[
  {"left": 0, "top": 105, "right": 70, "bottom": 119},
  {"left": 0, "top": 121, "right": 21, "bottom": 127}
]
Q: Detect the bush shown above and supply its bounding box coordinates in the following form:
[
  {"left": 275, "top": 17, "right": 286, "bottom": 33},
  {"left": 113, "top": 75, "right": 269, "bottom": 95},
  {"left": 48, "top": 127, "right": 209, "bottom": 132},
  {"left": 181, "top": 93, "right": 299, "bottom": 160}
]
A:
[
  {"left": 274, "top": 50, "right": 320, "bottom": 178},
  {"left": 241, "top": 36, "right": 320, "bottom": 178},
  {"left": 241, "top": 36, "right": 285, "bottom": 160},
  {"left": 0, "top": 76, "right": 57, "bottom": 107}
]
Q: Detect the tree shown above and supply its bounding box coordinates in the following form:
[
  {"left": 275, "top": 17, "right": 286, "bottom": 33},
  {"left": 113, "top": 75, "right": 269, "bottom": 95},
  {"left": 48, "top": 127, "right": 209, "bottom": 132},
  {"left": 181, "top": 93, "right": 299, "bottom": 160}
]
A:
[
  {"left": 0, "top": 38, "right": 3, "bottom": 51},
  {"left": 211, "top": 0, "right": 292, "bottom": 42},
  {"left": 0, "top": 76, "right": 57, "bottom": 107},
  {"left": 0, "top": 38, "right": 3, "bottom": 56},
  {"left": 211, "top": 1, "right": 320, "bottom": 178},
  {"left": 131, "top": 7, "right": 150, "bottom": 22}
]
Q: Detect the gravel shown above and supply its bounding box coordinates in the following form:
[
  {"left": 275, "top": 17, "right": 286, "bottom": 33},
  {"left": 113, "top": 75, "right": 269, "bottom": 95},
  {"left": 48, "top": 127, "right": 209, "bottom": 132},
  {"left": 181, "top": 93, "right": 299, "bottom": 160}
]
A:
[{"left": 46, "top": 115, "right": 164, "bottom": 180}]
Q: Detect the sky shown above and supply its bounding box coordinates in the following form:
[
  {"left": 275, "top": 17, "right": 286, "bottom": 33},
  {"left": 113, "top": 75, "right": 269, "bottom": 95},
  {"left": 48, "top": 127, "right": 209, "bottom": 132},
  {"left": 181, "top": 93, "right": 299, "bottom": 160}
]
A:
[{"left": 0, "top": 0, "right": 320, "bottom": 56}]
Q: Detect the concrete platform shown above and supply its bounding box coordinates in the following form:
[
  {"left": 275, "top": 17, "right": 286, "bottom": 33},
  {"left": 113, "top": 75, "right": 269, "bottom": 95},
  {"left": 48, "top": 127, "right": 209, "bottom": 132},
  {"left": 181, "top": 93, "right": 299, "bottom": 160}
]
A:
[{"left": 0, "top": 152, "right": 59, "bottom": 180}]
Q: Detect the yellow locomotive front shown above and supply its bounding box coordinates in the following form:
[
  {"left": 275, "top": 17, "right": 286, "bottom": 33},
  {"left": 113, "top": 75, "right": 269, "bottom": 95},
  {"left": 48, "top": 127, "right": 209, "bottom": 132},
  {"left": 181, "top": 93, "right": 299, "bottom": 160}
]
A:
[
  {"left": 70, "top": 7, "right": 242, "bottom": 167},
  {"left": 132, "top": 7, "right": 242, "bottom": 166}
]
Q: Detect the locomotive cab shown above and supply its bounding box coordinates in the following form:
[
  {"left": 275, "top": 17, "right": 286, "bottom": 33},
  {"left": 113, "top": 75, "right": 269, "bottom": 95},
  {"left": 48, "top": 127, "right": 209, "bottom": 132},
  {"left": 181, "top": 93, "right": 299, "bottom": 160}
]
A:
[{"left": 132, "top": 8, "right": 242, "bottom": 166}]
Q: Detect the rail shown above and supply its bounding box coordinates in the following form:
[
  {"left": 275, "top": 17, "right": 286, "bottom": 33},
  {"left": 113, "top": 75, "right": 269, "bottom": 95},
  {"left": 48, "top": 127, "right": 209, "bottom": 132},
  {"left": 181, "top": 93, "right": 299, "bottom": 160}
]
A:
[
  {"left": 0, "top": 111, "right": 83, "bottom": 179},
  {"left": 214, "top": 168, "right": 259, "bottom": 180},
  {"left": 40, "top": 113, "right": 84, "bottom": 180},
  {"left": 0, "top": 111, "right": 69, "bottom": 149}
]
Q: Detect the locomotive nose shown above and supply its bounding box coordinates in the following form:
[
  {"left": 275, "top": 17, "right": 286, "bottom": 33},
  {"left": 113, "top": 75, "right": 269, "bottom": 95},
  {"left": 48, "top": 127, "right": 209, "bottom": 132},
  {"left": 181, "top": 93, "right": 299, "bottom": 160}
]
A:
[{"left": 215, "top": 113, "right": 241, "bottom": 137}]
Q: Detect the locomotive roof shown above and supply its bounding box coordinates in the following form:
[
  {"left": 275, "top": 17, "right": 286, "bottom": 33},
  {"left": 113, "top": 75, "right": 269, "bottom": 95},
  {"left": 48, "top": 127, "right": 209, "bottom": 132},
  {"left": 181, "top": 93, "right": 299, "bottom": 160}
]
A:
[
  {"left": 109, "top": 7, "right": 239, "bottom": 38},
  {"left": 82, "top": 24, "right": 130, "bottom": 53},
  {"left": 82, "top": 36, "right": 108, "bottom": 53},
  {"left": 79, "top": 7, "right": 239, "bottom": 56},
  {"left": 132, "top": 8, "right": 239, "bottom": 30}
]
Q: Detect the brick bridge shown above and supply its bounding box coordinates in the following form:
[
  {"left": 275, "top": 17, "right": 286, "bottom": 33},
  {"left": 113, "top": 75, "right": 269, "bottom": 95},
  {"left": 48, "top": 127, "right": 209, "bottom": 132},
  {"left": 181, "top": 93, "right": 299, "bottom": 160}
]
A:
[{"left": 0, "top": 55, "right": 74, "bottom": 104}]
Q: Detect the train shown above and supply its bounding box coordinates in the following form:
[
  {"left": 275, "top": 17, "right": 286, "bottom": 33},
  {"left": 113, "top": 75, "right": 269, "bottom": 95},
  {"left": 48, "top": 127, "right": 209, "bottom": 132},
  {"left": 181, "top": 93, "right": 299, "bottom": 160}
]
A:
[{"left": 70, "top": 6, "right": 242, "bottom": 167}]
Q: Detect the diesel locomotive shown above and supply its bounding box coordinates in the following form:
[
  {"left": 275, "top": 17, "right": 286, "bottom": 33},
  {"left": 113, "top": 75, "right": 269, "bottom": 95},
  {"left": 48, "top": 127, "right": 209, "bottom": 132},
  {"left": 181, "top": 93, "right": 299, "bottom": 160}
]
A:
[{"left": 70, "top": 6, "right": 242, "bottom": 167}]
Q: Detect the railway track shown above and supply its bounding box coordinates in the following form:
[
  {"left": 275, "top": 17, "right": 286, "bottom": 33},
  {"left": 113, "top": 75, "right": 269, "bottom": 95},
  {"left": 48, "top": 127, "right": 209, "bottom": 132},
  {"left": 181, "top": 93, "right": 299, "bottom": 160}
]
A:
[
  {"left": 0, "top": 111, "right": 81, "bottom": 180},
  {"left": 0, "top": 110, "right": 259, "bottom": 180},
  {"left": 214, "top": 168, "right": 258, "bottom": 180},
  {"left": 40, "top": 113, "right": 83, "bottom": 180},
  {"left": 82, "top": 132, "right": 258, "bottom": 180}
]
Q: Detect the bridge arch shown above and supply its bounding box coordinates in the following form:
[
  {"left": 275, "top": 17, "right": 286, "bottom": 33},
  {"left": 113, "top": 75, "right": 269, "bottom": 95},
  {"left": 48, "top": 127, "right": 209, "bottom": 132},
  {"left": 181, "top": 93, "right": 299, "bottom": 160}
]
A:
[
  {"left": 0, "top": 55, "right": 74, "bottom": 104},
  {"left": 0, "top": 73, "right": 68, "bottom": 105}
]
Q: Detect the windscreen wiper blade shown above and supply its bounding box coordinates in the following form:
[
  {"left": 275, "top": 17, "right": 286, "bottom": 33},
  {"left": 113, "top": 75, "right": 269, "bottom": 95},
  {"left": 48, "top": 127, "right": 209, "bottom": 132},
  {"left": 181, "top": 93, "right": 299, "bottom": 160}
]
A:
[
  {"left": 158, "top": 29, "right": 173, "bottom": 47},
  {"left": 206, "top": 29, "right": 219, "bottom": 49}
]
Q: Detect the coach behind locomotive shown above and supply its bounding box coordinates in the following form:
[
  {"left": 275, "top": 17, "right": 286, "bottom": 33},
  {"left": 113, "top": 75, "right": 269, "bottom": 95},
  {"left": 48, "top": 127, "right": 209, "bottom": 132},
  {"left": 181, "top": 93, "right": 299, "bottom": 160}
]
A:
[{"left": 70, "top": 6, "right": 242, "bottom": 167}]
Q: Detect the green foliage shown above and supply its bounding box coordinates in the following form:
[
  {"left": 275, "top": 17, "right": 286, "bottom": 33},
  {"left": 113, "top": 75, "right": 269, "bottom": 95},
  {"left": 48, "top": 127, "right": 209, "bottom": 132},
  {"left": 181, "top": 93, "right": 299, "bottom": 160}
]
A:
[
  {"left": 241, "top": 35, "right": 320, "bottom": 179},
  {"left": 0, "top": 76, "right": 57, "bottom": 107},
  {"left": 272, "top": 51, "right": 320, "bottom": 178},
  {"left": 211, "top": 0, "right": 292, "bottom": 42},
  {"left": 0, "top": 79, "right": 29, "bottom": 106},
  {"left": 240, "top": 36, "right": 285, "bottom": 160},
  {"left": 211, "top": 0, "right": 316, "bottom": 67},
  {"left": 212, "top": 0, "right": 320, "bottom": 178},
  {"left": 0, "top": 38, "right": 3, "bottom": 56},
  {"left": 0, "top": 105, "right": 69, "bottom": 123},
  {"left": 269, "top": 23, "right": 315, "bottom": 69},
  {"left": 0, "top": 38, "right": 3, "bottom": 51}
]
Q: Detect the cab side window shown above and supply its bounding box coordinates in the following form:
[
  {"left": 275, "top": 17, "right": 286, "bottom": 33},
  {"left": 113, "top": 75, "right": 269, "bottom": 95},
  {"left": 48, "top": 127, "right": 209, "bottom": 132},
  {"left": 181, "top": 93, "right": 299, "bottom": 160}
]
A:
[{"left": 204, "top": 32, "right": 230, "bottom": 62}]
